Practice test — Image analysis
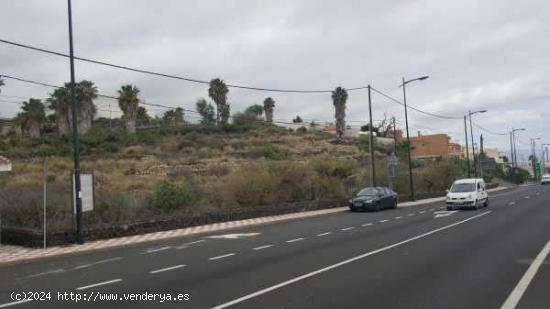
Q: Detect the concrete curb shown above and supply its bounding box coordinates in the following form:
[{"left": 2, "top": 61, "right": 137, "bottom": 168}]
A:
[{"left": 0, "top": 186, "right": 510, "bottom": 266}]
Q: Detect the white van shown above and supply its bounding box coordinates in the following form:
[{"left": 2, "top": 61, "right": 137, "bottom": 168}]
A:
[
  {"left": 446, "top": 178, "right": 488, "bottom": 210},
  {"left": 541, "top": 174, "right": 550, "bottom": 185}
]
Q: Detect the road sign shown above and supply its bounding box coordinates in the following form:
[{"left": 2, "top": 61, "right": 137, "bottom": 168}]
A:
[
  {"left": 73, "top": 173, "right": 94, "bottom": 213},
  {"left": 0, "top": 156, "right": 12, "bottom": 172},
  {"left": 388, "top": 152, "right": 399, "bottom": 178}
]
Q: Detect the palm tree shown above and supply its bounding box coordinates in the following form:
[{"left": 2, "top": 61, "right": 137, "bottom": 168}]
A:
[
  {"left": 117, "top": 85, "right": 140, "bottom": 133},
  {"left": 20, "top": 98, "right": 46, "bottom": 138},
  {"left": 208, "top": 78, "right": 229, "bottom": 125},
  {"left": 47, "top": 87, "right": 71, "bottom": 135},
  {"left": 75, "top": 80, "right": 97, "bottom": 134},
  {"left": 136, "top": 106, "right": 151, "bottom": 126},
  {"left": 196, "top": 98, "right": 215, "bottom": 125},
  {"left": 331, "top": 86, "right": 348, "bottom": 140},
  {"left": 263, "top": 97, "right": 275, "bottom": 123}
]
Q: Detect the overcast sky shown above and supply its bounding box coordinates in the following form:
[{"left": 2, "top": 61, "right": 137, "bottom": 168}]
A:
[{"left": 1, "top": 0, "right": 549, "bottom": 158}]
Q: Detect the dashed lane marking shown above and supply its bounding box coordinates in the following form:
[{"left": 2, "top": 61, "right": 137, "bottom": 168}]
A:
[
  {"left": 361, "top": 223, "right": 373, "bottom": 227},
  {"left": 253, "top": 245, "right": 274, "bottom": 251},
  {"left": 341, "top": 227, "right": 355, "bottom": 231},
  {"left": 317, "top": 232, "right": 332, "bottom": 236},
  {"left": 149, "top": 264, "right": 186, "bottom": 274},
  {"left": 76, "top": 279, "right": 122, "bottom": 290},
  {"left": 209, "top": 253, "right": 236, "bottom": 261},
  {"left": 286, "top": 238, "right": 305, "bottom": 243},
  {"left": 143, "top": 246, "right": 171, "bottom": 254},
  {"left": 379, "top": 220, "right": 389, "bottom": 223},
  {"left": 407, "top": 213, "right": 415, "bottom": 217},
  {"left": 395, "top": 216, "right": 403, "bottom": 220}
]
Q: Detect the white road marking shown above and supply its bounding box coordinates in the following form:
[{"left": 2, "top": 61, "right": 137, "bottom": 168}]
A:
[
  {"left": 210, "top": 211, "right": 491, "bottom": 309},
  {"left": 509, "top": 201, "right": 516, "bottom": 206},
  {"left": 0, "top": 299, "right": 33, "bottom": 308},
  {"left": 524, "top": 196, "right": 530, "bottom": 199},
  {"left": 379, "top": 220, "right": 389, "bottom": 223},
  {"left": 317, "top": 232, "right": 332, "bottom": 236},
  {"left": 76, "top": 279, "right": 122, "bottom": 290},
  {"left": 207, "top": 233, "right": 261, "bottom": 239},
  {"left": 361, "top": 223, "right": 373, "bottom": 227},
  {"left": 253, "top": 244, "right": 274, "bottom": 250},
  {"left": 95, "top": 257, "right": 122, "bottom": 264},
  {"left": 143, "top": 246, "right": 171, "bottom": 254},
  {"left": 500, "top": 239, "right": 550, "bottom": 309},
  {"left": 209, "top": 253, "right": 236, "bottom": 261},
  {"left": 24, "top": 268, "right": 64, "bottom": 278},
  {"left": 74, "top": 264, "right": 93, "bottom": 270},
  {"left": 395, "top": 216, "right": 403, "bottom": 220},
  {"left": 429, "top": 208, "right": 435, "bottom": 211},
  {"left": 176, "top": 239, "right": 206, "bottom": 249},
  {"left": 434, "top": 210, "right": 458, "bottom": 218},
  {"left": 419, "top": 211, "right": 426, "bottom": 214},
  {"left": 407, "top": 213, "right": 415, "bottom": 217},
  {"left": 341, "top": 227, "right": 354, "bottom": 231},
  {"left": 439, "top": 206, "right": 445, "bottom": 209},
  {"left": 149, "top": 264, "right": 186, "bottom": 274},
  {"left": 286, "top": 238, "right": 305, "bottom": 243}
]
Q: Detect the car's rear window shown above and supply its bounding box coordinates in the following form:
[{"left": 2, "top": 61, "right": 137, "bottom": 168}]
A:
[{"left": 450, "top": 183, "right": 476, "bottom": 193}]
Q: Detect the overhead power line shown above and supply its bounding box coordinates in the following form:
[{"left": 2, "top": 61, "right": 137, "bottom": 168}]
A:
[
  {"left": 369, "top": 86, "right": 462, "bottom": 120},
  {"left": 472, "top": 122, "right": 508, "bottom": 136},
  {"left": 0, "top": 38, "right": 369, "bottom": 93}
]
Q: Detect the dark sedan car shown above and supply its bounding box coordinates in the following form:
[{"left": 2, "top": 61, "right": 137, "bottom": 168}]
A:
[{"left": 349, "top": 187, "right": 398, "bottom": 212}]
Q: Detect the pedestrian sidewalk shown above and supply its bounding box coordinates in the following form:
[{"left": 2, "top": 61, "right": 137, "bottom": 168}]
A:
[{"left": 0, "top": 186, "right": 509, "bottom": 266}]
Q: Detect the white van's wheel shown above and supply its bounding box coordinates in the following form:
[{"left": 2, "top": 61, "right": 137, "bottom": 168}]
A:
[
  {"left": 484, "top": 198, "right": 489, "bottom": 207},
  {"left": 473, "top": 200, "right": 479, "bottom": 210}
]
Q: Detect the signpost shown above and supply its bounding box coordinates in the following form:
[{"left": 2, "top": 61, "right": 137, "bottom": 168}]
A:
[
  {"left": 388, "top": 153, "right": 399, "bottom": 191},
  {"left": 534, "top": 162, "right": 541, "bottom": 180},
  {"left": 73, "top": 173, "right": 94, "bottom": 214},
  {"left": 0, "top": 156, "right": 12, "bottom": 246}
]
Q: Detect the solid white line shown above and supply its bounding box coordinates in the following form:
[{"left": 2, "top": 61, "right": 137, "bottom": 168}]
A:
[
  {"left": 149, "top": 264, "right": 186, "bottom": 274},
  {"left": 0, "top": 299, "right": 33, "bottom": 308},
  {"left": 395, "top": 216, "right": 403, "bottom": 220},
  {"left": 361, "top": 223, "right": 373, "bottom": 227},
  {"left": 209, "top": 211, "right": 491, "bottom": 309},
  {"left": 24, "top": 268, "right": 64, "bottom": 278},
  {"left": 500, "top": 239, "right": 550, "bottom": 309},
  {"left": 286, "top": 238, "right": 304, "bottom": 243},
  {"left": 74, "top": 264, "right": 93, "bottom": 270},
  {"left": 95, "top": 257, "right": 122, "bottom": 264},
  {"left": 379, "top": 220, "right": 389, "bottom": 223},
  {"left": 316, "top": 232, "right": 332, "bottom": 236},
  {"left": 209, "top": 253, "right": 236, "bottom": 261},
  {"left": 253, "top": 244, "right": 274, "bottom": 250},
  {"left": 341, "top": 227, "right": 354, "bottom": 231},
  {"left": 143, "top": 246, "right": 171, "bottom": 254},
  {"left": 76, "top": 279, "right": 122, "bottom": 290}
]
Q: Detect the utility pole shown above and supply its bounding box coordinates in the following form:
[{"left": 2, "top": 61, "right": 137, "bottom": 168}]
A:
[
  {"left": 464, "top": 116, "right": 471, "bottom": 177},
  {"left": 468, "top": 111, "right": 477, "bottom": 177},
  {"left": 392, "top": 116, "right": 397, "bottom": 155},
  {"left": 400, "top": 75, "right": 429, "bottom": 201},
  {"left": 479, "top": 134, "right": 484, "bottom": 178},
  {"left": 67, "top": 0, "right": 84, "bottom": 244},
  {"left": 367, "top": 85, "right": 376, "bottom": 186},
  {"left": 509, "top": 131, "right": 514, "bottom": 168}
]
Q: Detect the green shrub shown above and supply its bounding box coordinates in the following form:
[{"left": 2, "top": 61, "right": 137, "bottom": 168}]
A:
[
  {"left": 149, "top": 182, "right": 196, "bottom": 213},
  {"left": 262, "top": 144, "right": 288, "bottom": 160}
]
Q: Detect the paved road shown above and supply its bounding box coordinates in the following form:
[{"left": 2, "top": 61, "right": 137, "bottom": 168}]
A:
[{"left": 1, "top": 185, "right": 549, "bottom": 309}]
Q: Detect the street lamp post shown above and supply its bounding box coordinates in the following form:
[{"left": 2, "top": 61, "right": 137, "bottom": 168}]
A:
[
  {"left": 67, "top": 0, "right": 84, "bottom": 244},
  {"left": 467, "top": 110, "right": 487, "bottom": 178},
  {"left": 530, "top": 137, "right": 541, "bottom": 179},
  {"left": 510, "top": 128, "right": 526, "bottom": 168},
  {"left": 401, "top": 75, "right": 429, "bottom": 201}
]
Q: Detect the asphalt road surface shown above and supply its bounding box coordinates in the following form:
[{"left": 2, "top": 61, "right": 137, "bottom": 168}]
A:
[{"left": 1, "top": 185, "right": 549, "bottom": 309}]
